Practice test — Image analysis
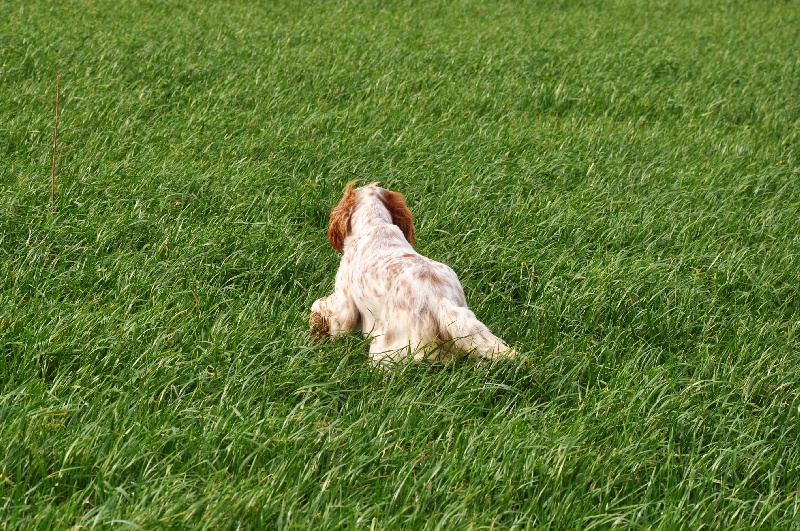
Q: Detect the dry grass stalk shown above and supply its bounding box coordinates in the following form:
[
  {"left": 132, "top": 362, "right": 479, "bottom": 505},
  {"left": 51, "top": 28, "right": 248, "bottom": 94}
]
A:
[{"left": 50, "top": 73, "right": 60, "bottom": 209}]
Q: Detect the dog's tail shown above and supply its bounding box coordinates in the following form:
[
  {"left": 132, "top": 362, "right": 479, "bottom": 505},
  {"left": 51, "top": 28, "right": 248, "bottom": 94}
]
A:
[{"left": 436, "top": 298, "right": 516, "bottom": 359}]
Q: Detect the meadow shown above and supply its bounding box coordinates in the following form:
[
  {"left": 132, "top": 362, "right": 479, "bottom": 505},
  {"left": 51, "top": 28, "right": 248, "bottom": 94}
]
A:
[{"left": 2, "top": 0, "right": 799, "bottom": 527}]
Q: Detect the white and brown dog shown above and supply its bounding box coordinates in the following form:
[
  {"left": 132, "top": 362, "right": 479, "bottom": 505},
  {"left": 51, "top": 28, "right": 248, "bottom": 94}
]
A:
[{"left": 311, "top": 182, "right": 516, "bottom": 365}]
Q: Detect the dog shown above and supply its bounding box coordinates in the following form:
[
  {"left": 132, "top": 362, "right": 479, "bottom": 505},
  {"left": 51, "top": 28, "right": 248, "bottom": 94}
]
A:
[{"left": 310, "top": 182, "right": 516, "bottom": 365}]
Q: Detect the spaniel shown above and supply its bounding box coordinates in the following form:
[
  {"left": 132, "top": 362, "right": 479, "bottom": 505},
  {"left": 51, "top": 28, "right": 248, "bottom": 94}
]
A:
[{"left": 310, "top": 182, "right": 516, "bottom": 365}]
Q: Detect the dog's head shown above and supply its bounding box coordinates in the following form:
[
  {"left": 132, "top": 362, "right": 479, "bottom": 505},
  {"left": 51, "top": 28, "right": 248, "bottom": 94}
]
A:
[{"left": 327, "top": 181, "right": 415, "bottom": 253}]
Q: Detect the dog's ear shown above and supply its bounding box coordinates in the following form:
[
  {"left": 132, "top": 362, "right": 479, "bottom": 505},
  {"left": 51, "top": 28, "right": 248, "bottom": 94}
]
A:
[
  {"left": 380, "top": 189, "right": 415, "bottom": 247},
  {"left": 327, "top": 181, "right": 358, "bottom": 253}
]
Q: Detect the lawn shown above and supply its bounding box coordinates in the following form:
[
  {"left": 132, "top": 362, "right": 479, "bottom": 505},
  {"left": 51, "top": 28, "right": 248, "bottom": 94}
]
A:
[{"left": 2, "top": 0, "right": 799, "bottom": 527}]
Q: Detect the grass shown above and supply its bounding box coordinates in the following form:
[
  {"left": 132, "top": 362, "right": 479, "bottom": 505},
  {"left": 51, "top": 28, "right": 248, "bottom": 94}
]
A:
[{"left": 2, "top": 0, "right": 799, "bottom": 527}]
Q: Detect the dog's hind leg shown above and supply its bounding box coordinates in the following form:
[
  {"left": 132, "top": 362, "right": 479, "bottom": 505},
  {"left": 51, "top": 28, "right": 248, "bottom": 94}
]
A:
[{"left": 436, "top": 299, "right": 516, "bottom": 360}]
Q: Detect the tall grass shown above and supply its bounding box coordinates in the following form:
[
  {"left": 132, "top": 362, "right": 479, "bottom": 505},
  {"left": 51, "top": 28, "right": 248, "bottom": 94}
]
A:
[{"left": 2, "top": 0, "right": 799, "bottom": 527}]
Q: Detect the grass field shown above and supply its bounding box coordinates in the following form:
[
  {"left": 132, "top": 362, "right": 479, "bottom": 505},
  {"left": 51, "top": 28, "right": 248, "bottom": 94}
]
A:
[{"left": 2, "top": 0, "right": 799, "bottom": 527}]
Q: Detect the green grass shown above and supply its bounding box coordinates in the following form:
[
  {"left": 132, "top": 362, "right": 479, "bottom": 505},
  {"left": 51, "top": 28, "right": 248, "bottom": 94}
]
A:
[{"left": 2, "top": 0, "right": 799, "bottom": 527}]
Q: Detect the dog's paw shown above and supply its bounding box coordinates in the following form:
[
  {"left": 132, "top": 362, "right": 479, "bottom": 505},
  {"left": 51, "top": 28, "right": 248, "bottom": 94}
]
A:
[{"left": 309, "top": 311, "right": 328, "bottom": 343}]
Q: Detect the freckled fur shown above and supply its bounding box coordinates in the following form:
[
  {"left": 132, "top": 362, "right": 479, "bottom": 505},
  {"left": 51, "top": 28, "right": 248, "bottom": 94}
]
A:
[{"left": 311, "top": 182, "right": 516, "bottom": 365}]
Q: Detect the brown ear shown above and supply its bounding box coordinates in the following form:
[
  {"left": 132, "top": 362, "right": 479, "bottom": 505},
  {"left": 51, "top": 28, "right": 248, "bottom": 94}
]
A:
[
  {"left": 380, "top": 189, "right": 415, "bottom": 246},
  {"left": 327, "top": 181, "right": 357, "bottom": 253}
]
